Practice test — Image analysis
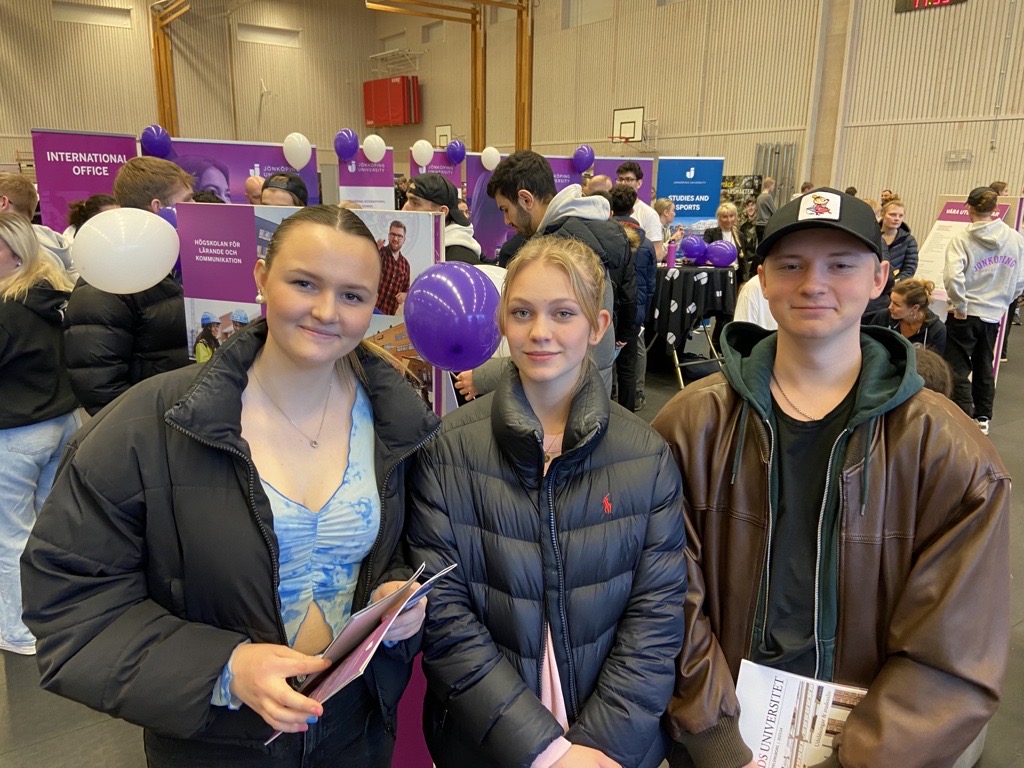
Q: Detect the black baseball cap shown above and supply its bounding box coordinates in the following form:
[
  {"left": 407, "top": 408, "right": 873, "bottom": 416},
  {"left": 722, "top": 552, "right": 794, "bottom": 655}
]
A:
[
  {"left": 407, "top": 173, "right": 469, "bottom": 226},
  {"left": 966, "top": 186, "right": 994, "bottom": 206},
  {"left": 262, "top": 172, "right": 308, "bottom": 206},
  {"left": 756, "top": 187, "right": 883, "bottom": 260}
]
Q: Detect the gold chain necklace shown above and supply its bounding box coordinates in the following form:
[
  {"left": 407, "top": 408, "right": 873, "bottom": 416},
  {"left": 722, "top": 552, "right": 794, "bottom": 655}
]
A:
[
  {"left": 770, "top": 370, "right": 816, "bottom": 421},
  {"left": 251, "top": 365, "right": 333, "bottom": 448},
  {"left": 543, "top": 432, "right": 563, "bottom": 463}
]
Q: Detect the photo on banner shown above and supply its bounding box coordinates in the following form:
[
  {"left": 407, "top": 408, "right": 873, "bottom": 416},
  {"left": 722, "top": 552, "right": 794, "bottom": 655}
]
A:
[
  {"left": 721, "top": 175, "right": 763, "bottom": 209},
  {"left": 177, "top": 203, "right": 444, "bottom": 410},
  {"left": 657, "top": 157, "right": 725, "bottom": 238},
  {"left": 338, "top": 147, "right": 395, "bottom": 210},
  {"left": 30, "top": 129, "right": 137, "bottom": 231},
  {"left": 170, "top": 138, "right": 320, "bottom": 205}
]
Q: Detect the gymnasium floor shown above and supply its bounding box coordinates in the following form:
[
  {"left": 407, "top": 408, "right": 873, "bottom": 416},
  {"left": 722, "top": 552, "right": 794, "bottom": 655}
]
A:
[{"left": 2, "top": 333, "right": 1022, "bottom": 767}]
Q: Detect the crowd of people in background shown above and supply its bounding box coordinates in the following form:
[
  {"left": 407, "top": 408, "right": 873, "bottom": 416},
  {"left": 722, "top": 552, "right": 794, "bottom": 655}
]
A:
[{"left": 0, "top": 152, "right": 1021, "bottom": 768}]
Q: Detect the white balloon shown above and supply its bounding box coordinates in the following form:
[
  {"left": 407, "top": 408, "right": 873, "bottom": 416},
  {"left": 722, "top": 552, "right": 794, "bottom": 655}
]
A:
[
  {"left": 363, "top": 134, "right": 387, "bottom": 164},
  {"left": 73, "top": 208, "right": 180, "bottom": 294},
  {"left": 481, "top": 146, "right": 501, "bottom": 171},
  {"left": 282, "top": 132, "right": 312, "bottom": 170},
  {"left": 412, "top": 139, "right": 434, "bottom": 168}
]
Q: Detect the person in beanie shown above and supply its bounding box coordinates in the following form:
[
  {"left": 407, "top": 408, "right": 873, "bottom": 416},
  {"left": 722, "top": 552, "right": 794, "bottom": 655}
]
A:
[
  {"left": 942, "top": 186, "right": 1024, "bottom": 435},
  {"left": 261, "top": 172, "right": 308, "bottom": 207},
  {"left": 653, "top": 187, "right": 1009, "bottom": 768},
  {"left": 403, "top": 173, "right": 482, "bottom": 264}
]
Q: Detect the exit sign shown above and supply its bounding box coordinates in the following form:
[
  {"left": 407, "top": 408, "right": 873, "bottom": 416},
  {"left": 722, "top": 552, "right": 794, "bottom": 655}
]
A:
[{"left": 896, "top": 0, "right": 967, "bottom": 12}]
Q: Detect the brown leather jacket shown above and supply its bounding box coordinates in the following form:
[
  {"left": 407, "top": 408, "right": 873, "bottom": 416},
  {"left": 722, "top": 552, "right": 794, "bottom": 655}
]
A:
[{"left": 652, "top": 329, "right": 1010, "bottom": 768}]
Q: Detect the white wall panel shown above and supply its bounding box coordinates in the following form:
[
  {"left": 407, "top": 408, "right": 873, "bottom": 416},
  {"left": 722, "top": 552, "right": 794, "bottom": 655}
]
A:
[
  {"left": 0, "top": 0, "right": 156, "bottom": 163},
  {"left": 372, "top": 12, "right": 473, "bottom": 177},
  {"left": 835, "top": 0, "right": 1024, "bottom": 222}
]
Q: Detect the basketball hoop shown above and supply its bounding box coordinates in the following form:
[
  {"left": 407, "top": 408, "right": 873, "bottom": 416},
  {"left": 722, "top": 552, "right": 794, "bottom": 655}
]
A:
[{"left": 607, "top": 136, "right": 632, "bottom": 156}]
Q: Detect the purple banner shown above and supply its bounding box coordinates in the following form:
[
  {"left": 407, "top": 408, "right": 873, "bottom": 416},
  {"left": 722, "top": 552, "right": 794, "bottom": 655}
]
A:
[
  {"left": 178, "top": 202, "right": 258, "bottom": 303},
  {"left": 466, "top": 153, "right": 513, "bottom": 263},
  {"left": 177, "top": 201, "right": 265, "bottom": 361},
  {"left": 937, "top": 200, "right": 1011, "bottom": 223},
  {"left": 170, "top": 138, "right": 319, "bottom": 205},
  {"left": 592, "top": 156, "right": 655, "bottom": 196},
  {"left": 408, "top": 149, "right": 461, "bottom": 187},
  {"left": 546, "top": 155, "right": 583, "bottom": 192},
  {"left": 339, "top": 148, "right": 395, "bottom": 210},
  {"left": 31, "top": 130, "right": 136, "bottom": 231}
]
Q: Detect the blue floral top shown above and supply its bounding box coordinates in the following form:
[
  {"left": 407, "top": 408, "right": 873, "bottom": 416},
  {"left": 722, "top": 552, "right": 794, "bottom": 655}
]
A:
[{"left": 213, "top": 383, "right": 379, "bottom": 707}]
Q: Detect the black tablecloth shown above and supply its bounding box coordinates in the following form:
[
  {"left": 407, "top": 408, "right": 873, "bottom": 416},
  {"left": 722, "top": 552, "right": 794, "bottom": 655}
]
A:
[{"left": 650, "top": 265, "right": 738, "bottom": 353}]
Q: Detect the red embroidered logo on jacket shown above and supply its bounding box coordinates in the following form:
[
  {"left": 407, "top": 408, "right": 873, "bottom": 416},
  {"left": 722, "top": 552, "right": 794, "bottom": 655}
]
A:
[{"left": 602, "top": 493, "right": 612, "bottom": 515}]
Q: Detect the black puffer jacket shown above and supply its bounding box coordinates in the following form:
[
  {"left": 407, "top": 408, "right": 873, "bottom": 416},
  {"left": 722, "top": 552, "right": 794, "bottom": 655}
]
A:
[
  {"left": 543, "top": 215, "right": 637, "bottom": 342},
  {"left": 0, "top": 284, "right": 77, "bottom": 428},
  {"left": 64, "top": 275, "right": 189, "bottom": 414},
  {"left": 883, "top": 222, "right": 919, "bottom": 280},
  {"left": 408, "top": 361, "right": 686, "bottom": 768},
  {"left": 865, "top": 307, "right": 947, "bottom": 353},
  {"left": 22, "top": 320, "right": 440, "bottom": 747}
]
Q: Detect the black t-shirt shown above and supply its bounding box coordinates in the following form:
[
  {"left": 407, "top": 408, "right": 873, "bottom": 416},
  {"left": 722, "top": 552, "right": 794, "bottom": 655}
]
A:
[{"left": 754, "top": 383, "right": 857, "bottom": 677}]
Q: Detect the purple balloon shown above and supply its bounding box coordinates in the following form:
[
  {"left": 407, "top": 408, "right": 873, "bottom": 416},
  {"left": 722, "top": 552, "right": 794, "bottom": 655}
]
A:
[
  {"left": 572, "top": 144, "right": 595, "bottom": 174},
  {"left": 334, "top": 129, "right": 359, "bottom": 163},
  {"left": 156, "top": 205, "right": 177, "bottom": 229},
  {"left": 404, "top": 262, "right": 501, "bottom": 371},
  {"left": 140, "top": 124, "right": 172, "bottom": 158},
  {"left": 705, "top": 240, "right": 738, "bottom": 267},
  {"left": 446, "top": 140, "right": 466, "bottom": 165},
  {"left": 680, "top": 236, "right": 707, "bottom": 262}
]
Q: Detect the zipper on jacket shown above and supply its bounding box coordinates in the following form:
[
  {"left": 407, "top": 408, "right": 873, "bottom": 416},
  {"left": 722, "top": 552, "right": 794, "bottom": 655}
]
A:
[
  {"left": 355, "top": 423, "right": 440, "bottom": 733},
  {"left": 546, "top": 470, "right": 580, "bottom": 720},
  {"left": 752, "top": 419, "right": 776, "bottom": 656},
  {"left": 535, "top": 431, "right": 550, "bottom": 701},
  {"left": 811, "top": 428, "right": 850, "bottom": 680},
  {"left": 357, "top": 423, "right": 441, "bottom": 608},
  {"left": 166, "top": 421, "right": 288, "bottom": 646}
]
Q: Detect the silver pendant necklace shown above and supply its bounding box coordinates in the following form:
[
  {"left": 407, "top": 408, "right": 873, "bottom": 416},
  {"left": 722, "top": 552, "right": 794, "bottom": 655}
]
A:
[
  {"left": 251, "top": 365, "right": 333, "bottom": 448},
  {"left": 770, "top": 370, "right": 816, "bottom": 421}
]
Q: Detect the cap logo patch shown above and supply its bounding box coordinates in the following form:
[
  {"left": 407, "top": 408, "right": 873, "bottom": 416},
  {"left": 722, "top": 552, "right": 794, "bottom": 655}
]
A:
[{"left": 798, "top": 191, "right": 841, "bottom": 221}]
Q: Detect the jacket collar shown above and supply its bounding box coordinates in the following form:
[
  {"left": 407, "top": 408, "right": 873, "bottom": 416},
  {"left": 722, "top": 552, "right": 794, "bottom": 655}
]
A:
[
  {"left": 165, "top": 319, "right": 440, "bottom": 461},
  {"left": 719, "top": 321, "right": 923, "bottom": 427},
  {"left": 490, "top": 359, "right": 609, "bottom": 479}
]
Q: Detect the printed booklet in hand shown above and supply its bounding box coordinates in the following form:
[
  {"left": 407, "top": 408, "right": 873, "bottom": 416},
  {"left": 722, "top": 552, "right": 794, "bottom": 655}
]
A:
[
  {"left": 736, "top": 659, "right": 866, "bottom": 768},
  {"left": 265, "top": 562, "right": 457, "bottom": 745}
]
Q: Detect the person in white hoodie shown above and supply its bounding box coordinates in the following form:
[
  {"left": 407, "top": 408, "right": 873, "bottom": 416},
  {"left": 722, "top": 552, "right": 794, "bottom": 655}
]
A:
[
  {"left": 943, "top": 186, "right": 1024, "bottom": 434},
  {"left": 0, "top": 172, "right": 77, "bottom": 281},
  {"left": 403, "top": 173, "right": 483, "bottom": 264}
]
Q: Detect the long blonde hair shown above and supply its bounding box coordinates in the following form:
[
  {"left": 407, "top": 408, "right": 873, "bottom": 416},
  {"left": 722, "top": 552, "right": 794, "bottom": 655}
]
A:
[{"left": 0, "top": 212, "right": 73, "bottom": 302}]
